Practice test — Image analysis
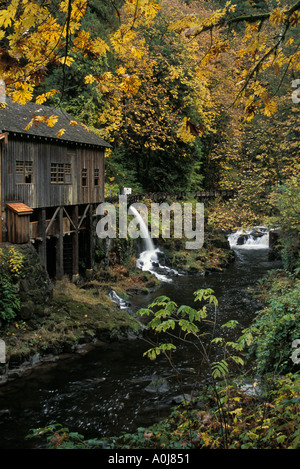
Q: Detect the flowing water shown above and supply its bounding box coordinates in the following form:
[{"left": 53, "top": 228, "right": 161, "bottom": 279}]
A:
[{"left": 0, "top": 228, "right": 282, "bottom": 449}]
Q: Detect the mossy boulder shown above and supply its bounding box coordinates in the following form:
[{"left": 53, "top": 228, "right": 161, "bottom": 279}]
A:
[{"left": 1, "top": 243, "right": 53, "bottom": 322}]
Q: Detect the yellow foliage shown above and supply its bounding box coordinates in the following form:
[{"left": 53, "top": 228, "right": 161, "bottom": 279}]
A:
[
  {"left": 263, "top": 100, "right": 278, "bottom": 117},
  {"left": 120, "top": 75, "right": 141, "bottom": 94},
  {"left": 57, "top": 56, "right": 74, "bottom": 67},
  {"left": 269, "top": 9, "right": 287, "bottom": 26},
  {"left": 289, "top": 11, "right": 300, "bottom": 27},
  {"left": 56, "top": 128, "right": 65, "bottom": 138},
  {"left": 84, "top": 75, "right": 96, "bottom": 85},
  {"left": 91, "top": 38, "right": 109, "bottom": 56},
  {"left": 47, "top": 115, "right": 59, "bottom": 128},
  {"left": 177, "top": 118, "right": 196, "bottom": 144},
  {"left": 35, "top": 90, "right": 60, "bottom": 105}
]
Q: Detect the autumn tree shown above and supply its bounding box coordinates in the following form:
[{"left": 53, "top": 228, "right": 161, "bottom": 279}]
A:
[
  {"left": 171, "top": 0, "right": 300, "bottom": 119},
  {"left": 35, "top": 0, "right": 124, "bottom": 125},
  {"left": 1, "top": 1, "right": 106, "bottom": 96},
  {"left": 94, "top": 0, "right": 218, "bottom": 192}
]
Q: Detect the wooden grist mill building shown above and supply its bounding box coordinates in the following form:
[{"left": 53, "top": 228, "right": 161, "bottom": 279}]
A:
[{"left": 0, "top": 98, "right": 110, "bottom": 279}]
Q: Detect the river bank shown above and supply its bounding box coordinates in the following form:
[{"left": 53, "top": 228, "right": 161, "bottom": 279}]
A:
[
  {"left": 0, "top": 228, "right": 235, "bottom": 385},
  {"left": 0, "top": 267, "right": 154, "bottom": 386}
]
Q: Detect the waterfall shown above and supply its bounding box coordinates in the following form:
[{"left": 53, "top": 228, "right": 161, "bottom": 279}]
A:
[
  {"left": 228, "top": 226, "right": 269, "bottom": 249},
  {"left": 108, "top": 290, "right": 129, "bottom": 309},
  {"left": 128, "top": 205, "right": 155, "bottom": 252},
  {"left": 128, "top": 205, "right": 178, "bottom": 283}
]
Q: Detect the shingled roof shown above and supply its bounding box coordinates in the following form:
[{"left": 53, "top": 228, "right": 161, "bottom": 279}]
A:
[{"left": 0, "top": 98, "right": 111, "bottom": 148}]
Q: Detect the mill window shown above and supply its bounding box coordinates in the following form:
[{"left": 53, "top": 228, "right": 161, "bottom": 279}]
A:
[
  {"left": 16, "top": 160, "right": 33, "bottom": 184},
  {"left": 51, "top": 163, "right": 72, "bottom": 184},
  {"left": 94, "top": 168, "right": 100, "bottom": 186},
  {"left": 82, "top": 168, "right": 88, "bottom": 186}
]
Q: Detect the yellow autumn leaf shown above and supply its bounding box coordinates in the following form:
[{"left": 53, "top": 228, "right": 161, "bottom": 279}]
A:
[
  {"left": 120, "top": 75, "right": 141, "bottom": 94},
  {"left": 12, "top": 88, "right": 33, "bottom": 105},
  {"left": 289, "top": 11, "right": 300, "bottom": 27},
  {"left": 80, "top": 122, "right": 90, "bottom": 132},
  {"left": 71, "top": 0, "right": 87, "bottom": 22},
  {"left": 117, "top": 66, "right": 126, "bottom": 75},
  {"left": 57, "top": 128, "right": 65, "bottom": 138},
  {"left": 85, "top": 74, "right": 96, "bottom": 84},
  {"left": 263, "top": 100, "right": 278, "bottom": 117},
  {"left": 201, "top": 432, "right": 212, "bottom": 447},
  {"left": 57, "top": 56, "right": 74, "bottom": 66},
  {"left": 0, "top": 11, "right": 12, "bottom": 29},
  {"left": 169, "top": 66, "right": 180, "bottom": 80},
  {"left": 73, "top": 30, "right": 91, "bottom": 51},
  {"left": 25, "top": 115, "right": 47, "bottom": 130},
  {"left": 35, "top": 90, "right": 59, "bottom": 105},
  {"left": 91, "top": 38, "right": 109, "bottom": 55},
  {"left": 24, "top": 120, "right": 33, "bottom": 130},
  {"left": 269, "top": 9, "right": 286, "bottom": 26},
  {"left": 47, "top": 115, "right": 59, "bottom": 127},
  {"left": 0, "top": 0, "right": 18, "bottom": 29},
  {"left": 177, "top": 117, "right": 196, "bottom": 143},
  {"left": 130, "top": 46, "right": 144, "bottom": 59},
  {"left": 285, "top": 37, "right": 294, "bottom": 47}
]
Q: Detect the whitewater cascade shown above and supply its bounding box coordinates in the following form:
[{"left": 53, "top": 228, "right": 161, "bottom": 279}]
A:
[
  {"left": 128, "top": 205, "right": 178, "bottom": 282},
  {"left": 127, "top": 207, "right": 270, "bottom": 281},
  {"left": 108, "top": 290, "right": 129, "bottom": 310},
  {"left": 227, "top": 226, "right": 269, "bottom": 249}
]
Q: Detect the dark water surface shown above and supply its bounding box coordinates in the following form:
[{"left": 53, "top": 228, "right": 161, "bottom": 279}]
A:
[{"left": 0, "top": 247, "right": 281, "bottom": 449}]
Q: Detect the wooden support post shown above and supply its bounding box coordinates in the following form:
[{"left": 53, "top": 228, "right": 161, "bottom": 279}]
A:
[
  {"left": 72, "top": 205, "right": 79, "bottom": 279},
  {"left": 87, "top": 203, "right": 94, "bottom": 271},
  {"left": 45, "top": 206, "right": 60, "bottom": 235},
  {"left": 56, "top": 207, "right": 64, "bottom": 280},
  {"left": 38, "top": 208, "right": 47, "bottom": 269}
]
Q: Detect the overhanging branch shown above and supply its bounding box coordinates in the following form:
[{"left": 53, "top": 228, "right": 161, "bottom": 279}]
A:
[{"left": 185, "top": 0, "right": 300, "bottom": 37}]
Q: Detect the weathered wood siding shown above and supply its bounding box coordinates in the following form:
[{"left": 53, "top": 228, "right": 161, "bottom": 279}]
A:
[
  {"left": 1, "top": 136, "right": 105, "bottom": 209},
  {"left": 6, "top": 209, "right": 31, "bottom": 243}
]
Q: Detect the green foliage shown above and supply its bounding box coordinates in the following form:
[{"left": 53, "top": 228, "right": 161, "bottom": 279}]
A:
[
  {"left": 0, "top": 277, "right": 20, "bottom": 323},
  {"left": 26, "top": 424, "right": 104, "bottom": 449},
  {"left": 137, "top": 288, "right": 247, "bottom": 381},
  {"left": 137, "top": 289, "right": 219, "bottom": 362},
  {"left": 0, "top": 247, "right": 24, "bottom": 324},
  {"left": 267, "top": 177, "right": 300, "bottom": 272},
  {"left": 248, "top": 270, "right": 300, "bottom": 375},
  {"left": 113, "top": 372, "right": 300, "bottom": 449}
]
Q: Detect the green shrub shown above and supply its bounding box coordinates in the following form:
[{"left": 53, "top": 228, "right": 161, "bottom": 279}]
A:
[
  {"left": 248, "top": 270, "right": 300, "bottom": 375},
  {"left": 0, "top": 247, "right": 24, "bottom": 324}
]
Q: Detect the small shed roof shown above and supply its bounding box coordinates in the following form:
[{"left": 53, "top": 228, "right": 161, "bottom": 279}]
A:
[
  {"left": 6, "top": 202, "right": 33, "bottom": 215},
  {"left": 0, "top": 98, "right": 111, "bottom": 148}
]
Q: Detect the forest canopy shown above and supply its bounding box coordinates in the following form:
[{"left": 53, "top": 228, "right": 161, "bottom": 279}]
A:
[{"left": 0, "top": 0, "right": 299, "bottom": 250}]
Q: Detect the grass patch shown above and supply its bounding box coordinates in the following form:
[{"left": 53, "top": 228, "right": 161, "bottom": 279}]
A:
[{"left": 1, "top": 275, "right": 143, "bottom": 368}]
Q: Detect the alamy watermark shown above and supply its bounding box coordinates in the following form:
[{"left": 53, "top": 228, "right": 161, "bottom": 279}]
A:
[
  {"left": 96, "top": 195, "right": 204, "bottom": 250},
  {"left": 0, "top": 340, "right": 6, "bottom": 364},
  {"left": 291, "top": 339, "right": 300, "bottom": 365},
  {"left": 0, "top": 80, "right": 6, "bottom": 104},
  {"left": 292, "top": 79, "right": 300, "bottom": 104}
]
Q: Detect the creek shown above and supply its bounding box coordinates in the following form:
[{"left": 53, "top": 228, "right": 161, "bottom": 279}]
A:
[{"left": 0, "top": 229, "right": 282, "bottom": 449}]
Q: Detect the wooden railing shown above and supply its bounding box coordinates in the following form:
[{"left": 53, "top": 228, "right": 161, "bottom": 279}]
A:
[{"left": 105, "top": 189, "right": 236, "bottom": 204}]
